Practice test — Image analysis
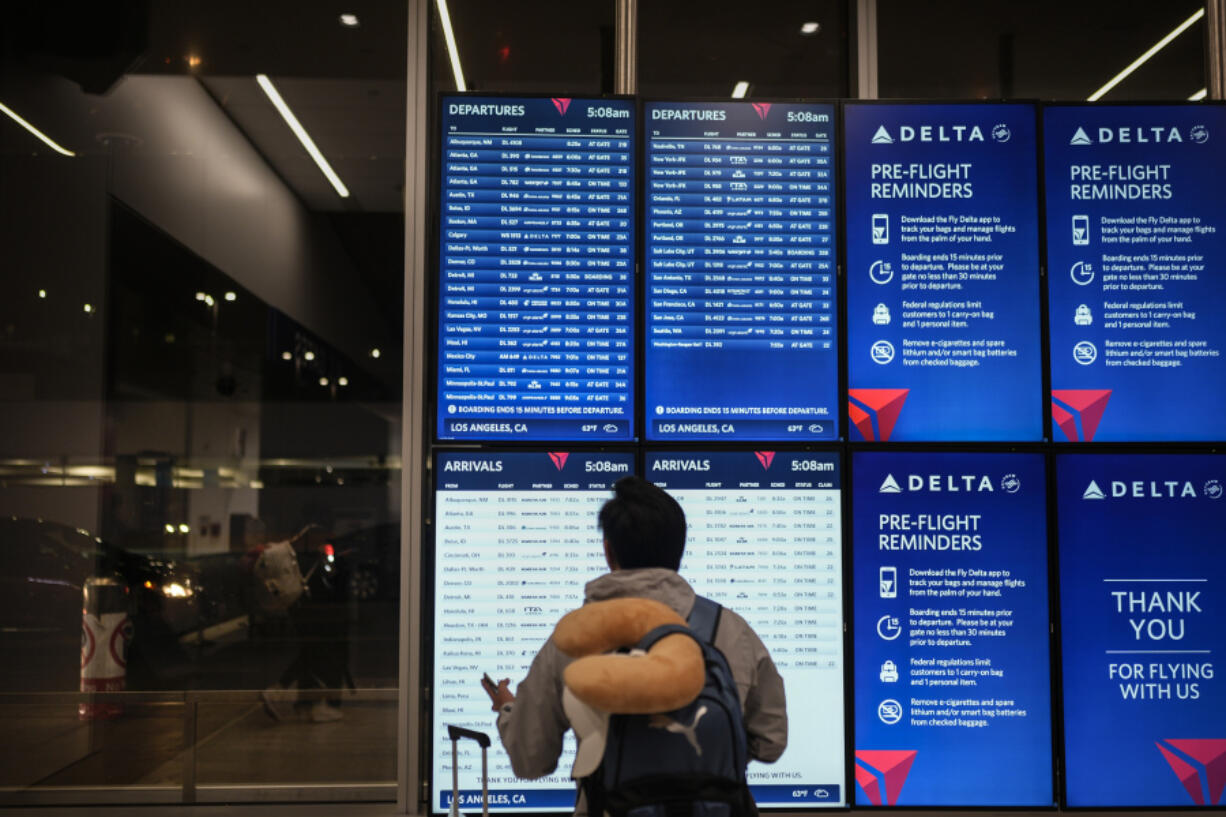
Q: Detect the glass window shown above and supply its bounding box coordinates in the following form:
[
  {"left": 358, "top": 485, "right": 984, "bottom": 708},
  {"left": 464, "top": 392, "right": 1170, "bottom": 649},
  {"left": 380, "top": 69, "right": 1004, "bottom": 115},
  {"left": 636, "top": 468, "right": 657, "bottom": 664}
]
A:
[
  {"left": 639, "top": 0, "right": 849, "bottom": 98},
  {"left": 878, "top": 0, "right": 1207, "bottom": 100},
  {"left": 432, "top": 0, "right": 614, "bottom": 94},
  {"left": 0, "top": 0, "right": 404, "bottom": 804}
]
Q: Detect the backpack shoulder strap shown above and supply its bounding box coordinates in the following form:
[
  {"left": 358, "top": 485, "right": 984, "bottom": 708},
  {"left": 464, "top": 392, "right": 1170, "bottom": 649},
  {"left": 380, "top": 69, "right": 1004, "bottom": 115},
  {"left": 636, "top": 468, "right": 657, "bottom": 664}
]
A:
[{"left": 687, "top": 595, "right": 722, "bottom": 644}]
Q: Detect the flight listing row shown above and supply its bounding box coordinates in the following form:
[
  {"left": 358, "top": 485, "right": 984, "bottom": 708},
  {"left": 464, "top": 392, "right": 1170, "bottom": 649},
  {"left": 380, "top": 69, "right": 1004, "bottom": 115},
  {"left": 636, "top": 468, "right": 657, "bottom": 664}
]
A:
[{"left": 437, "top": 96, "right": 1226, "bottom": 443}]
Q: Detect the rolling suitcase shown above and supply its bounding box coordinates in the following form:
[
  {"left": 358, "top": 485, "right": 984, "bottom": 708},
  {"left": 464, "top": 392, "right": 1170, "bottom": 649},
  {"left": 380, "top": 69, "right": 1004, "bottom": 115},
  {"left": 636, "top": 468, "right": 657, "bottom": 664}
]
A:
[{"left": 447, "top": 724, "right": 491, "bottom": 817}]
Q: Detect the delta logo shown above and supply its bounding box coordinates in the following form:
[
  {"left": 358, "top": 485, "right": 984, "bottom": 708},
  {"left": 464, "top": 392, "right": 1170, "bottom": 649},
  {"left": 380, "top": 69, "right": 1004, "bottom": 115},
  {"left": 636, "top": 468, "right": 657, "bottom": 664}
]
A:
[
  {"left": 1068, "top": 125, "right": 1205, "bottom": 145},
  {"left": 879, "top": 474, "right": 997, "bottom": 493},
  {"left": 754, "top": 451, "right": 775, "bottom": 469},
  {"left": 1156, "top": 738, "right": 1226, "bottom": 805},
  {"left": 751, "top": 102, "right": 772, "bottom": 121},
  {"left": 1051, "top": 389, "right": 1111, "bottom": 442},
  {"left": 855, "top": 749, "right": 916, "bottom": 806},
  {"left": 848, "top": 388, "right": 909, "bottom": 442},
  {"left": 547, "top": 452, "right": 569, "bottom": 471},
  {"left": 1081, "top": 478, "right": 1208, "bottom": 499},
  {"left": 869, "top": 124, "right": 1002, "bottom": 144},
  {"left": 551, "top": 98, "right": 571, "bottom": 116}
]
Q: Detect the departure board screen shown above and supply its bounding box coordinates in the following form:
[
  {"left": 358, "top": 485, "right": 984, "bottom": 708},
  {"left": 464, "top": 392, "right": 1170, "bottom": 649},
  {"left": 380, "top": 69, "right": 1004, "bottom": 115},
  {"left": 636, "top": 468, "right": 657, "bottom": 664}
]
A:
[
  {"left": 644, "top": 101, "right": 839, "bottom": 442},
  {"left": 1044, "top": 104, "right": 1226, "bottom": 442},
  {"left": 432, "top": 450, "right": 635, "bottom": 812},
  {"left": 852, "top": 452, "right": 1053, "bottom": 806},
  {"left": 1057, "top": 453, "right": 1226, "bottom": 807},
  {"left": 437, "top": 96, "right": 635, "bottom": 441},
  {"left": 647, "top": 450, "right": 845, "bottom": 807},
  {"left": 844, "top": 103, "right": 1043, "bottom": 441}
]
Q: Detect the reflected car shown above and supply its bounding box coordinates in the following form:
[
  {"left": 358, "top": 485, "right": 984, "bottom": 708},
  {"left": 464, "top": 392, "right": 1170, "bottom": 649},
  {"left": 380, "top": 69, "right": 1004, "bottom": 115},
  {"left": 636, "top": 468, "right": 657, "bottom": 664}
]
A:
[{"left": 0, "top": 517, "right": 203, "bottom": 637}]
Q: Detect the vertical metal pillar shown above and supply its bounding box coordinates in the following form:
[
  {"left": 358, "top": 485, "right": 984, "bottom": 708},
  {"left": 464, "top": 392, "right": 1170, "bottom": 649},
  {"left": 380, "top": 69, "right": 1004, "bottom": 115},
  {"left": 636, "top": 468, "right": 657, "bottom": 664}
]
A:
[
  {"left": 401, "top": 0, "right": 430, "bottom": 813},
  {"left": 615, "top": 0, "right": 638, "bottom": 95},
  {"left": 856, "top": 0, "right": 879, "bottom": 99},
  {"left": 1207, "top": 0, "right": 1226, "bottom": 99}
]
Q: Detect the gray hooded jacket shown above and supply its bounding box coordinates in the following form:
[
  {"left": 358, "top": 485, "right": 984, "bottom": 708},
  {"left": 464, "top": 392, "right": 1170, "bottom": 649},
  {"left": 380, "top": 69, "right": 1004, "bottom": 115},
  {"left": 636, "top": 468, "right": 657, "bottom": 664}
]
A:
[{"left": 495, "top": 568, "right": 787, "bottom": 794}]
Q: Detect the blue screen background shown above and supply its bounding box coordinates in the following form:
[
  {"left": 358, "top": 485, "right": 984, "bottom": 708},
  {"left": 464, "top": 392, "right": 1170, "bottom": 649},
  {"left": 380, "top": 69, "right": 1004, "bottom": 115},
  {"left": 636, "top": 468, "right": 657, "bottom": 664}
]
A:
[
  {"left": 844, "top": 104, "right": 1043, "bottom": 441},
  {"left": 852, "top": 451, "right": 1053, "bottom": 805}
]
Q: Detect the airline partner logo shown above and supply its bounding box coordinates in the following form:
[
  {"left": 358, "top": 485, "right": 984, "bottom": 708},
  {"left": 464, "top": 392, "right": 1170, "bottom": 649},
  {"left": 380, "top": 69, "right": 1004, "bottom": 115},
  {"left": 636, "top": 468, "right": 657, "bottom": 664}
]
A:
[
  {"left": 869, "top": 124, "right": 1007, "bottom": 144},
  {"left": 551, "top": 98, "right": 571, "bottom": 116},
  {"left": 547, "top": 452, "right": 569, "bottom": 470},
  {"left": 751, "top": 102, "right": 772, "bottom": 121},
  {"left": 877, "top": 473, "right": 1001, "bottom": 493},
  {"left": 848, "top": 388, "right": 909, "bottom": 442},
  {"left": 1156, "top": 738, "right": 1226, "bottom": 805},
  {"left": 1069, "top": 125, "right": 1207, "bottom": 145},
  {"left": 1081, "top": 478, "right": 1215, "bottom": 499},
  {"left": 754, "top": 451, "right": 776, "bottom": 470},
  {"left": 854, "top": 749, "right": 917, "bottom": 806},
  {"left": 1051, "top": 389, "right": 1112, "bottom": 442}
]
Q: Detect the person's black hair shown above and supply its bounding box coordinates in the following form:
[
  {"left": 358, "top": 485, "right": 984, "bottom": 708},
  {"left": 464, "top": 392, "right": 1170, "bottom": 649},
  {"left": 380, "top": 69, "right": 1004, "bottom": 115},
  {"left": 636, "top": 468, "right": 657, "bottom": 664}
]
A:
[{"left": 597, "top": 475, "right": 686, "bottom": 570}]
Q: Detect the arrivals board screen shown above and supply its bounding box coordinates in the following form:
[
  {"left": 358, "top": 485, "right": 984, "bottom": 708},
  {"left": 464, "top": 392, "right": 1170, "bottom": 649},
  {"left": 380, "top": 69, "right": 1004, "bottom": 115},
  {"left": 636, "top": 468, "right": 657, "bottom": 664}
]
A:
[
  {"left": 432, "top": 450, "right": 635, "bottom": 812},
  {"left": 437, "top": 96, "right": 635, "bottom": 442},
  {"left": 852, "top": 452, "right": 1053, "bottom": 806},
  {"left": 1057, "top": 453, "right": 1226, "bottom": 807},
  {"left": 644, "top": 101, "right": 839, "bottom": 442},
  {"left": 1044, "top": 104, "right": 1226, "bottom": 442},
  {"left": 647, "top": 449, "right": 845, "bottom": 807},
  {"left": 844, "top": 103, "right": 1043, "bottom": 441}
]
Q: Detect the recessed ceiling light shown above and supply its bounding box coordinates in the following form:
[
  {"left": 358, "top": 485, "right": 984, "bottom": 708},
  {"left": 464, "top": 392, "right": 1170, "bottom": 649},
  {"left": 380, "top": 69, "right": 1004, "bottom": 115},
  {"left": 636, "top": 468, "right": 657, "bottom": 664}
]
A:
[
  {"left": 339, "top": 13, "right": 360, "bottom": 27},
  {"left": 281, "top": 351, "right": 293, "bottom": 361},
  {"left": 800, "top": 21, "right": 820, "bottom": 35},
  {"left": 319, "top": 377, "right": 329, "bottom": 387},
  {"left": 337, "top": 376, "right": 349, "bottom": 386},
  {"left": 370, "top": 348, "right": 381, "bottom": 359},
  {"left": 224, "top": 291, "right": 236, "bottom": 301},
  {"left": 304, "top": 351, "right": 316, "bottom": 361}
]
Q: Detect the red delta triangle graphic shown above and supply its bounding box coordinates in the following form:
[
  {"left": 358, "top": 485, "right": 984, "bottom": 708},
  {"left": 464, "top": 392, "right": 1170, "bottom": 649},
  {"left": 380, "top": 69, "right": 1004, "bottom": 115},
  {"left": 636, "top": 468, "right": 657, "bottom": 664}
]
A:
[
  {"left": 853, "top": 764, "right": 883, "bottom": 806},
  {"left": 1051, "top": 389, "right": 1111, "bottom": 442},
  {"left": 1158, "top": 739, "right": 1226, "bottom": 805},
  {"left": 752, "top": 102, "right": 772, "bottom": 120},
  {"left": 848, "top": 388, "right": 909, "bottom": 441},
  {"left": 855, "top": 750, "right": 916, "bottom": 806},
  {"left": 551, "top": 98, "right": 571, "bottom": 115},
  {"left": 548, "top": 452, "right": 569, "bottom": 471},
  {"left": 754, "top": 451, "right": 775, "bottom": 470}
]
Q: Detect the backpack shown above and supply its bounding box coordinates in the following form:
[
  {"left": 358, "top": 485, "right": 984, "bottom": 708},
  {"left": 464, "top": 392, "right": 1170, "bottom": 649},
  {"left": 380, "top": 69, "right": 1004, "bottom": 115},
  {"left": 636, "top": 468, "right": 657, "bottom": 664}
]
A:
[
  {"left": 582, "top": 596, "right": 758, "bottom": 817},
  {"left": 251, "top": 540, "right": 306, "bottom": 614}
]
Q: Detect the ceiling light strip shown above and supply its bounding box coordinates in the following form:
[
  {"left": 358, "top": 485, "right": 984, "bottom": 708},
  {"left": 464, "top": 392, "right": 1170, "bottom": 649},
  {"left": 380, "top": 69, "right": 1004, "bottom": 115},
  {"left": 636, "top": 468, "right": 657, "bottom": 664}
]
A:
[
  {"left": 1087, "top": 8, "right": 1205, "bottom": 101},
  {"left": 436, "top": 0, "right": 468, "bottom": 92},
  {"left": 731, "top": 81, "right": 750, "bottom": 99},
  {"left": 1189, "top": 87, "right": 1208, "bottom": 100},
  {"left": 0, "top": 101, "right": 75, "bottom": 156},
  {"left": 256, "top": 74, "right": 350, "bottom": 198}
]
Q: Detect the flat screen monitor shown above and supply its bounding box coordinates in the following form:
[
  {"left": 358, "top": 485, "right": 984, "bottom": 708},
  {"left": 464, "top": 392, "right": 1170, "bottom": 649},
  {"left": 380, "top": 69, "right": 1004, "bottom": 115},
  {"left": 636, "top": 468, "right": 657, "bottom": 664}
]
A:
[
  {"left": 643, "top": 101, "right": 839, "bottom": 442},
  {"left": 1057, "top": 453, "right": 1226, "bottom": 806},
  {"left": 647, "top": 449, "right": 846, "bottom": 807},
  {"left": 432, "top": 450, "right": 635, "bottom": 812},
  {"left": 851, "top": 451, "right": 1053, "bottom": 806},
  {"left": 844, "top": 103, "right": 1043, "bottom": 441},
  {"left": 1044, "top": 104, "right": 1226, "bottom": 441},
  {"left": 437, "top": 96, "right": 635, "bottom": 441}
]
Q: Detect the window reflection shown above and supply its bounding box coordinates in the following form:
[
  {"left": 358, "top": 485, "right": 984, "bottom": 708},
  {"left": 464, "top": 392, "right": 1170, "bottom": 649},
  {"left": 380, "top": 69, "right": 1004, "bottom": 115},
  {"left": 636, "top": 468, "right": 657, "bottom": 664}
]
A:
[
  {"left": 878, "top": 0, "right": 1206, "bottom": 100},
  {"left": 0, "top": 0, "right": 404, "bottom": 804}
]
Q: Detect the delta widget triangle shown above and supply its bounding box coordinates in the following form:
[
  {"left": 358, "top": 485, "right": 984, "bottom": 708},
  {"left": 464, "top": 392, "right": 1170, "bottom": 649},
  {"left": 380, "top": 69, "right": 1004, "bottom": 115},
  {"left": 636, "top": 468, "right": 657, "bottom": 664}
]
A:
[
  {"left": 1163, "top": 739, "right": 1226, "bottom": 804},
  {"left": 880, "top": 474, "right": 902, "bottom": 493},
  {"left": 855, "top": 750, "right": 917, "bottom": 806},
  {"left": 1070, "top": 126, "right": 1092, "bottom": 145},
  {"left": 1158, "top": 743, "right": 1206, "bottom": 804},
  {"left": 871, "top": 125, "right": 894, "bottom": 144},
  {"left": 1083, "top": 480, "right": 1105, "bottom": 499}
]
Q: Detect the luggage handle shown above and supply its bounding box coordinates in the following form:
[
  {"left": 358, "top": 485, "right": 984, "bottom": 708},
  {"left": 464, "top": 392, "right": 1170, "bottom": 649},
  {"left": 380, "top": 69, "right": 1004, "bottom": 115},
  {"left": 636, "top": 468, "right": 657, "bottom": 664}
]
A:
[{"left": 447, "top": 724, "right": 491, "bottom": 817}]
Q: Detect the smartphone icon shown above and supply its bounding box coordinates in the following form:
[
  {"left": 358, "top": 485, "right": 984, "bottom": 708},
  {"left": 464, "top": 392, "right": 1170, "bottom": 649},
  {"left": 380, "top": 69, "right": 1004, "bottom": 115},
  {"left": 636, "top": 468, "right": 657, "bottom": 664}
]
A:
[
  {"left": 1072, "top": 214, "right": 1090, "bottom": 245},
  {"left": 872, "top": 214, "right": 889, "bottom": 245},
  {"left": 879, "top": 566, "right": 897, "bottom": 598}
]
